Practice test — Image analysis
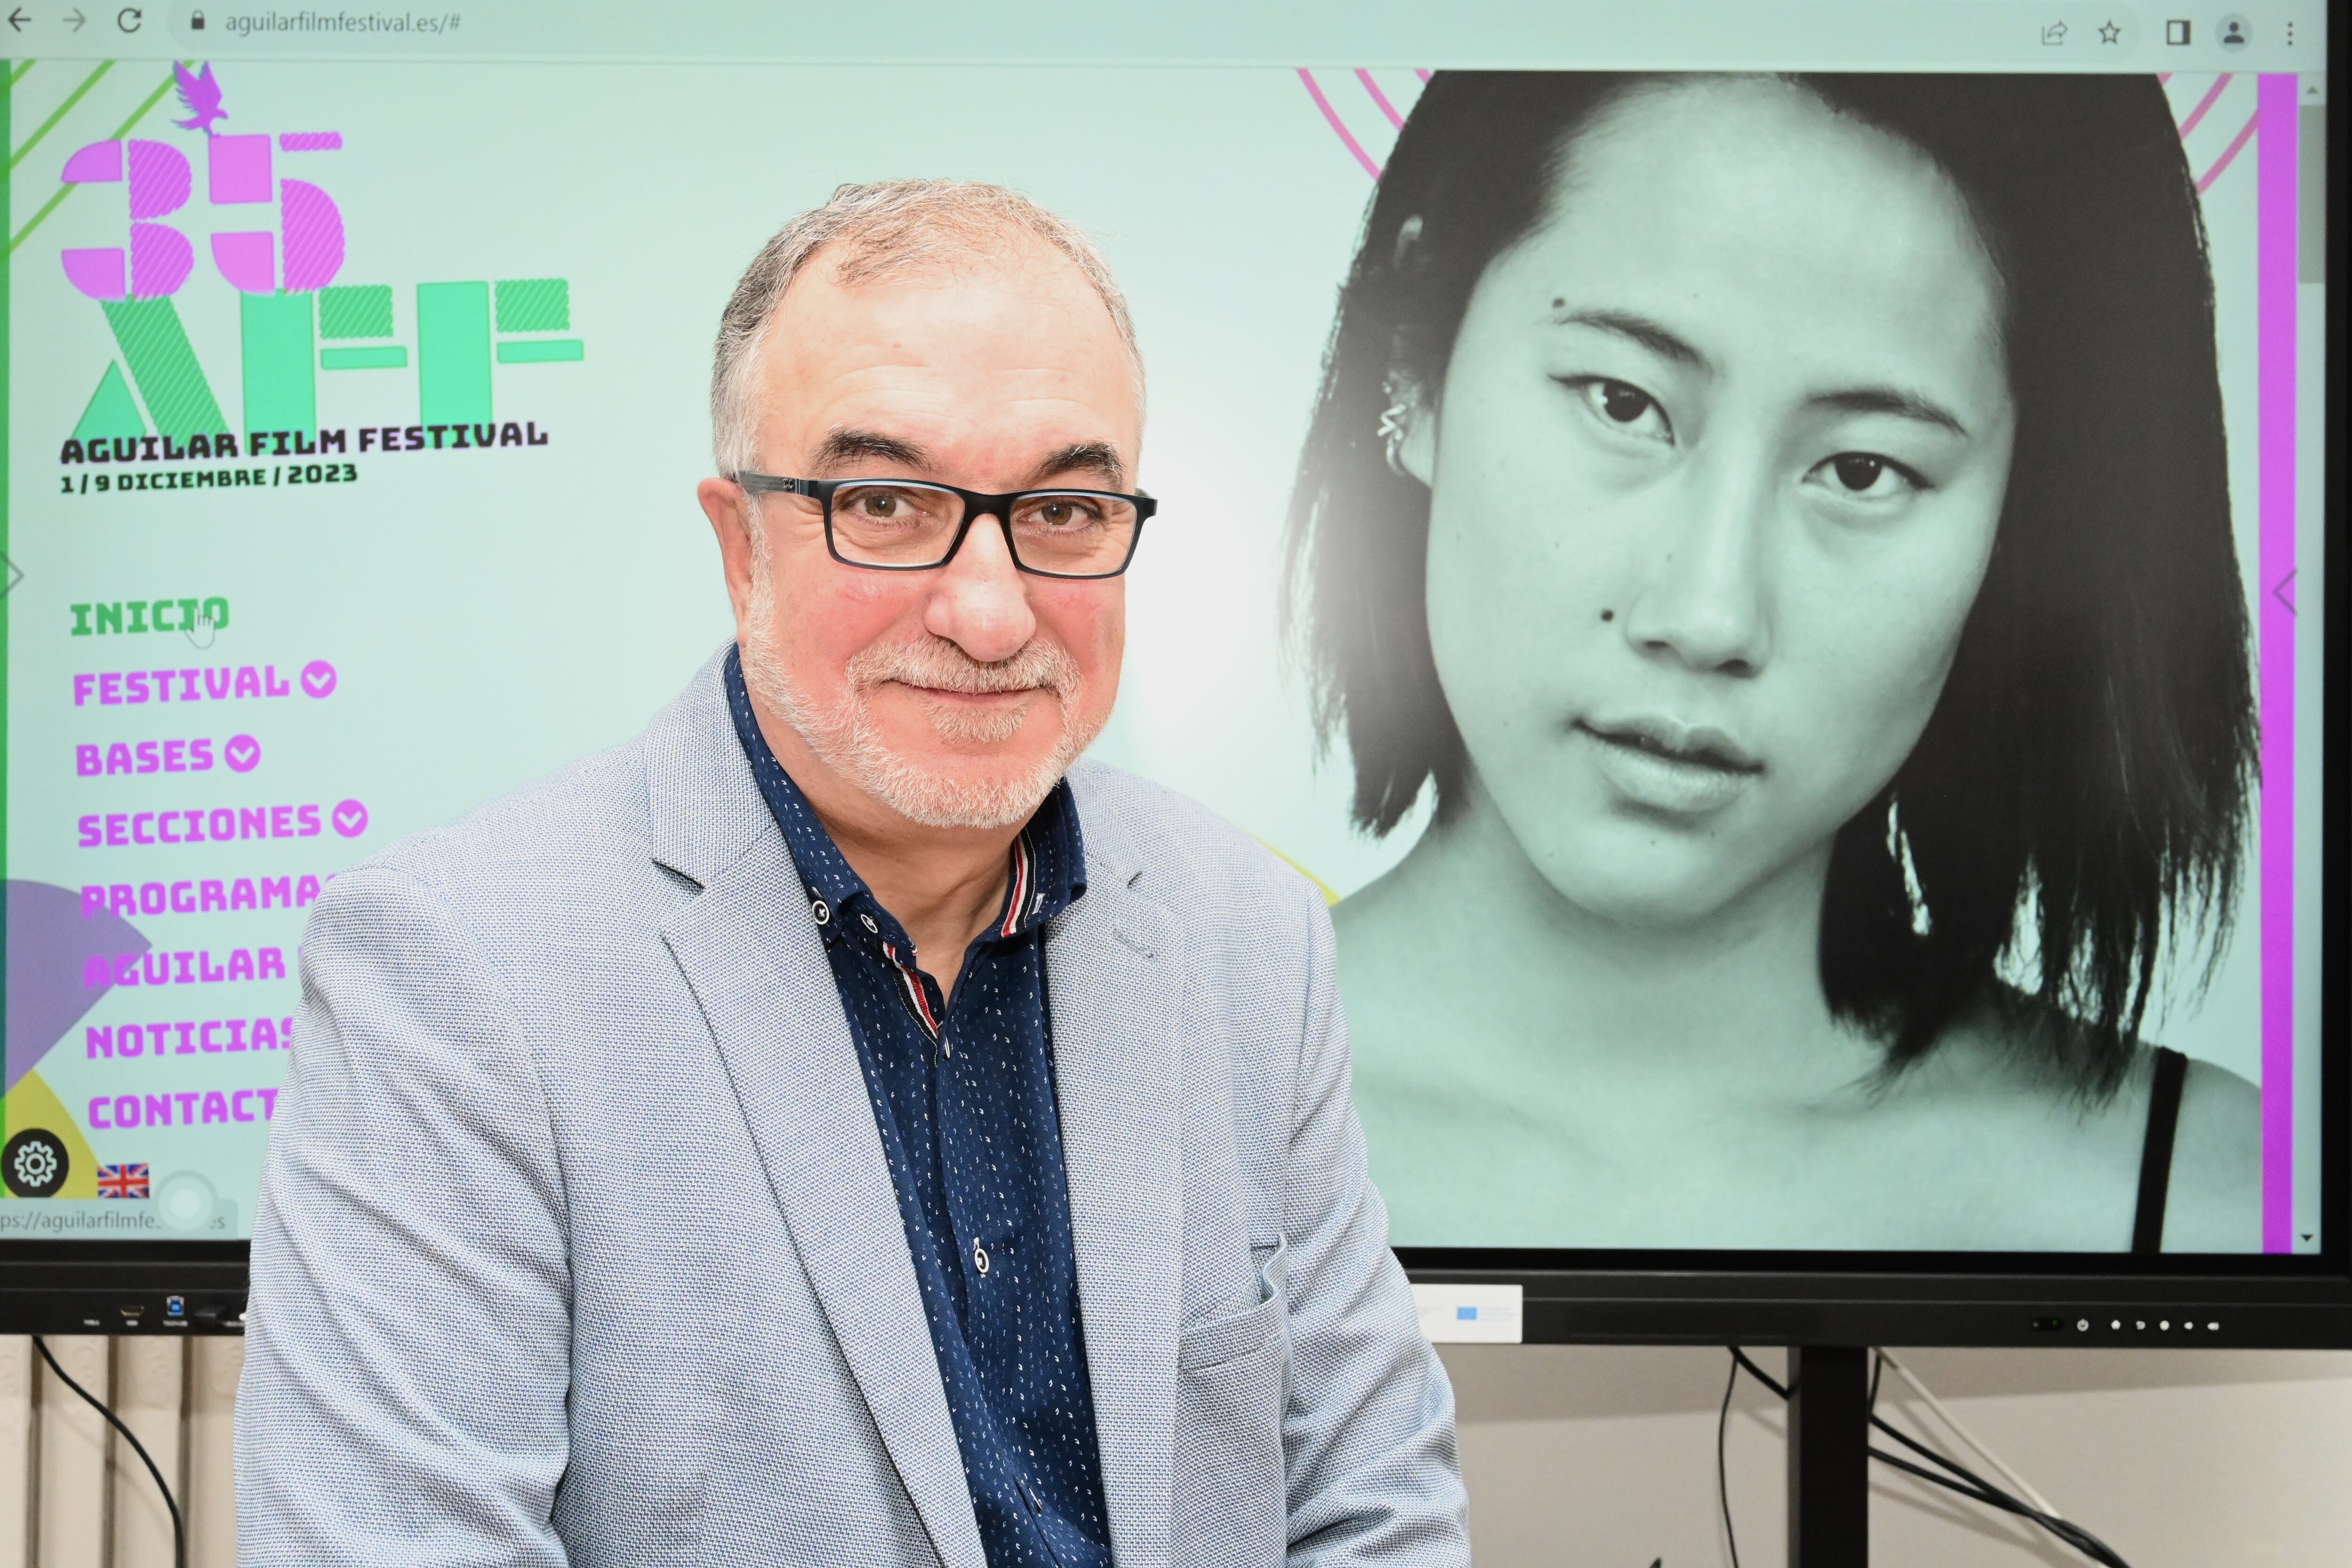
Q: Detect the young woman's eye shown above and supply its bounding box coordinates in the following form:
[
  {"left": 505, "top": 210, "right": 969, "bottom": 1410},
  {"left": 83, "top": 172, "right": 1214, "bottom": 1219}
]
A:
[
  {"left": 1566, "top": 377, "right": 1672, "bottom": 443},
  {"left": 1810, "top": 451, "right": 1927, "bottom": 500}
]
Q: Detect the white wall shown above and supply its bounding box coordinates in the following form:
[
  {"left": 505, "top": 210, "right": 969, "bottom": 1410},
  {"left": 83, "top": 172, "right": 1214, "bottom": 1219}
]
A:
[
  {"left": 1441, "top": 1344, "right": 2352, "bottom": 1566},
  {"left": 7, "top": 1335, "right": 2347, "bottom": 1564}
]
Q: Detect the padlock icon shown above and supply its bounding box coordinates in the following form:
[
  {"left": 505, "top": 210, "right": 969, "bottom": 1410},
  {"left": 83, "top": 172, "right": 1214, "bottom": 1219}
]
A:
[{"left": 191, "top": 8, "right": 206, "bottom": 27}]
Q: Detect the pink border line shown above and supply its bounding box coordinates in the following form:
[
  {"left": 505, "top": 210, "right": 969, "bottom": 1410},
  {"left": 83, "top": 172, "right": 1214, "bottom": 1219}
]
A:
[
  {"left": 1356, "top": 68, "right": 1408, "bottom": 130},
  {"left": 2256, "top": 73, "right": 2297, "bottom": 1252},
  {"left": 1298, "top": 68, "right": 1382, "bottom": 179},
  {"left": 2177, "top": 72, "right": 2233, "bottom": 140},
  {"left": 2201, "top": 111, "right": 2260, "bottom": 192}
]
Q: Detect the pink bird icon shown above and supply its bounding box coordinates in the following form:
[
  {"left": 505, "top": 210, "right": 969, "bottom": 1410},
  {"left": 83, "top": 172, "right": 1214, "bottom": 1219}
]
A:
[{"left": 173, "top": 62, "right": 226, "bottom": 135}]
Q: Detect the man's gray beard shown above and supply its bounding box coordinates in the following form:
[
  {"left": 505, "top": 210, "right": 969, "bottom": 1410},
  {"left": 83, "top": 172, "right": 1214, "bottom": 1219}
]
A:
[{"left": 738, "top": 549, "right": 1098, "bottom": 830}]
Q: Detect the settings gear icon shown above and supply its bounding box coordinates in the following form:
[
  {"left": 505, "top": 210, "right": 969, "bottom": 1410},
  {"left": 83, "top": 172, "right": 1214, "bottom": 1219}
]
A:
[
  {"left": 3, "top": 1129, "right": 68, "bottom": 1198},
  {"left": 13, "top": 1142, "right": 56, "bottom": 1188}
]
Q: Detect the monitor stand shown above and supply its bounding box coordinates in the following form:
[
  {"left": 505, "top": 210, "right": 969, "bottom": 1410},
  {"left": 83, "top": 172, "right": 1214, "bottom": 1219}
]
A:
[{"left": 1787, "top": 1345, "right": 1871, "bottom": 1565}]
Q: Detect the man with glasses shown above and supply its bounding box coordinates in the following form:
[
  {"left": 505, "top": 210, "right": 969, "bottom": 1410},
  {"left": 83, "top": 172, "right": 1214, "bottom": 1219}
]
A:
[{"left": 238, "top": 180, "right": 1469, "bottom": 1568}]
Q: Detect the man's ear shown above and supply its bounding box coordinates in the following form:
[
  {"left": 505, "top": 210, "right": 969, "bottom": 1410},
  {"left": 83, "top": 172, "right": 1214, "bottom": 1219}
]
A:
[{"left": 697, "top": 476, "right": 758, "bottom": 626}]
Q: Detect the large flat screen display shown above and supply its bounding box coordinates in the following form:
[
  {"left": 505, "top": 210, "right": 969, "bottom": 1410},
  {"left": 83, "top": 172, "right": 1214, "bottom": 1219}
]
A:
[{"left": 2, "top": 0, "right": 2340, "bottom": 1340}]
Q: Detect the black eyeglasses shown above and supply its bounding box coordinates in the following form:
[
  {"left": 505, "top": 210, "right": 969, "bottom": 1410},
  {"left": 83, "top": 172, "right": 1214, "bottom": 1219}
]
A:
[{"left": 733, "top": 473, "right": 1157, "bottom": 580}]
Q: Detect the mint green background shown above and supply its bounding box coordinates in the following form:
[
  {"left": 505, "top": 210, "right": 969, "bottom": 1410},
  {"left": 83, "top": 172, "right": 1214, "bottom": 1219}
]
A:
[{"left": 4, "top": 63, "right": 2302, "bottom": 1239}]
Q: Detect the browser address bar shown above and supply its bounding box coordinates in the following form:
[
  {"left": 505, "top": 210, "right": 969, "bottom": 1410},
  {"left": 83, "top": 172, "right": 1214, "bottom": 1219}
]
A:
[
  {"left": 0, "top": 0, "right": 2317, "bottom": 69},
  {"left": 199, "top": 9, "right": 464, "bottom": 39}
]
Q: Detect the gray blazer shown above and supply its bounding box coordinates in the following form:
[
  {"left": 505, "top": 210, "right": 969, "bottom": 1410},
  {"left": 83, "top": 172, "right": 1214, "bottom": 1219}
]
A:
[{"left": 237, "top": 652, "right": 1469, "bottom": 1568}]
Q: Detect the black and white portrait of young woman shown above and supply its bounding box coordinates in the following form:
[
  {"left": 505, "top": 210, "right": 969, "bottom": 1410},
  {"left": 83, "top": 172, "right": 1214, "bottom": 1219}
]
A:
[{"left": 1286, "top": 73, "right": 2261, "bottom": 1253}]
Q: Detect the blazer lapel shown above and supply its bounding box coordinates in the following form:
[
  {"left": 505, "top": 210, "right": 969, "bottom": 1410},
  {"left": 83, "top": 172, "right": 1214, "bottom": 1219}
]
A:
[
  {"left": 649, "top": 656, "right": 984, "bottom": 1568},
  {"left": 1048, "top": 877, "right": 1184, "bottom": 1568}
]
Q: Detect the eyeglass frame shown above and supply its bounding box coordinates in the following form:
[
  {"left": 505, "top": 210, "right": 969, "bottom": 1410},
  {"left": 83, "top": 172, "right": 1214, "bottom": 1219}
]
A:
[{"left": 731, "top": 471, "right": 1158, "bottom": 580}]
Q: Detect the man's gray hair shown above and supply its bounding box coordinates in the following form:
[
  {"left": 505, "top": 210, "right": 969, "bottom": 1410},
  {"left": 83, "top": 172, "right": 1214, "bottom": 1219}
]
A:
[{"left": 709, "top": 178, "right": 1141, "bottom": 475}]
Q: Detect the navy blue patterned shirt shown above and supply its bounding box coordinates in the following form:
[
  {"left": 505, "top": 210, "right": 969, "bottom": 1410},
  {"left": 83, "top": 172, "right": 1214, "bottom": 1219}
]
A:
[{"left": 725, "top": 648, "right": 1112, "bottom": 1568}]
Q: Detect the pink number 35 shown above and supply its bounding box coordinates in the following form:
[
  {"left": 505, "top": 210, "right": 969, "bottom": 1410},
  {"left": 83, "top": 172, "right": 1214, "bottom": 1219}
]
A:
[{"left": 59, "top": 132, "right": 345, "bottom": 301}]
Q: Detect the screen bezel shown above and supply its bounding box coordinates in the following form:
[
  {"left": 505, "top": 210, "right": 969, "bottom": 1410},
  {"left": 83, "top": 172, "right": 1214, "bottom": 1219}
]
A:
[{"left": 0, "top": 60, "right": 2343, "bottom": 1353}]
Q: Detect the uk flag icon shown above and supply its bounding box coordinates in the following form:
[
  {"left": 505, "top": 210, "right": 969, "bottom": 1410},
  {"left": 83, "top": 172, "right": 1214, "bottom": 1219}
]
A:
[{"left": 96, "top": 1163, "right": 151, "bottom": 1199}]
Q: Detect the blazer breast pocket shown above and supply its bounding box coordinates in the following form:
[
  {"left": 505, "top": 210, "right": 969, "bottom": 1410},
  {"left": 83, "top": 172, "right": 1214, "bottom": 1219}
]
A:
[
  {"left": 1173, "top": 1241, "right": 1288, "bottom": 1566},
  {"left": 1177, "top": 1286, "right": 1285, "bottom": 1371}
]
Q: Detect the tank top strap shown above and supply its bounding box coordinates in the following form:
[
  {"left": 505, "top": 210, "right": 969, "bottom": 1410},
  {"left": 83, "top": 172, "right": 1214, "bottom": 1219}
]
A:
[{"left": 2131, "top": 1046, "right": 2190, "bottom": 1254}]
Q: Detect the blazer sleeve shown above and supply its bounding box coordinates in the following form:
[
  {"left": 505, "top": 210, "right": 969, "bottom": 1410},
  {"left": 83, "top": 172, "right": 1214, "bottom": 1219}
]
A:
[
  {"left": 1275, "top": 875, "right": 1472, "bottom": 1566},
  {"left": 237, "top": 865, "right": 574, "bottom": 1568}
]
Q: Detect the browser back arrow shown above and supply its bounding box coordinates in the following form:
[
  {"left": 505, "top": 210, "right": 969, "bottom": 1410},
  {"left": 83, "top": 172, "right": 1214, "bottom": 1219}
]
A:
[{"left": 7, "top": 8, "right": 27, "bottom": 30}]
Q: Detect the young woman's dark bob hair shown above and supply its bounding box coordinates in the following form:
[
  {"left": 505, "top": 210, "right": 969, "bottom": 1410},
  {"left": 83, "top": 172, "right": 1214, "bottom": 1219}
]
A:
[{"left": 1287, "top": 72, "right": 2257, "bottom": 1097}]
